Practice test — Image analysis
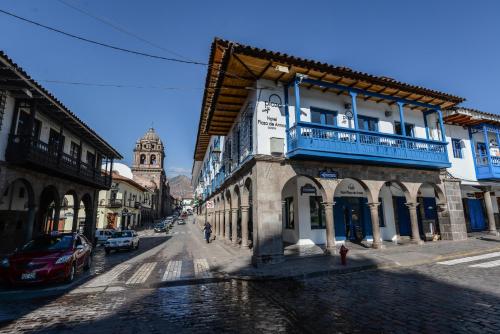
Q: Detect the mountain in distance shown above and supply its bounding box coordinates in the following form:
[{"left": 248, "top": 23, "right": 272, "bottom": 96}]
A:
[{"left": 168, "top": 175, "right": 194, "bottom": 199}]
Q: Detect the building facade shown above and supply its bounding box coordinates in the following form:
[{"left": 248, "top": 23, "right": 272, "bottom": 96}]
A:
[
  {"left": 96, "top": 168, "right": 154, "bottom": 231},
  {"left": 0, "top": 52, "right": 121, "bottom": 254},
  {"left": 132, "top": 128, "right": 173, "bottom": 219},
  {"left": 192, "top": 39, "right": 499, "bottom": 265}
]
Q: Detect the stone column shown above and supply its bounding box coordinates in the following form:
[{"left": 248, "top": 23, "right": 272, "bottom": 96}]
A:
[
  {"left": 322, "top": 202, "right": 336, "bottom": 254},
  {"left": 231, "top": 208, "right": 238, "bottom": 246},
  {"left": 368, "top": 202, "right": 383, "bottom": 249},
  {"left": 483, "top": 190, "right": 499, "bottom": 235},
  {"left": 72, "top": 201, "right": 80, "bottom": 232},
  {"left": 24, "top": 205, "right": 36, "bottom": 243},
  {"left": 224, "top": 208, "right": 231, "bottom": 243},
  {"left": 241, "top": 205, "right": 250, "bottom": 248},
  {"left": 406, "top": 202, "right": 423, "bottom": 245}
]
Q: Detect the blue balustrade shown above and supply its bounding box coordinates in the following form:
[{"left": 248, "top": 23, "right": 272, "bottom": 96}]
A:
[
  {"left": 287, "top": 122, "right": 450, "bottom": 168},
  {"left": 475, "top": 154, "right": 500, "bottom": 179}
]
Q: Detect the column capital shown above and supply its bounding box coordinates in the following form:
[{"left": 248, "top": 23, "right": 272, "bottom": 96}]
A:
[
  {"left": 231, "top": 208, "right": 239, "bottom": 213},
  {"left": 321, "top": 201, "right": 335, "bottom": 209},
  {"left": 405, "top": 202, "right": 419, "bottom": 209},
  {"left": 240, "top": 205, "right": 250, "bottom": 212},
  {"left": 225, "top": 208, "right": 231, "bottom": 213},
  {"left": 367, "top": 202, "right": 381, "bottom": 209}
]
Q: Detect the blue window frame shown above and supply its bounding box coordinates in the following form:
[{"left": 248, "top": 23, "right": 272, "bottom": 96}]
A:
[
  {"left": 452, "top": 139, "right": 463, "bottom": 159},
  {"left": 310, "top": 107, "right": 337, "bottom": 126},
  {"left": 358, "top": 115, "right": 379, "bottom": 132}
]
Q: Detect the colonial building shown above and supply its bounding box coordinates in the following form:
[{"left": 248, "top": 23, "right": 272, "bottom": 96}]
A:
[
  {"left": 131, "top": 128, "right": 173, "bottom": 219},
  {"left": 0, "top": 51, "right": 121, "bottom": 254},
  {"left": 96, "top": 164, "right": 154, "bottom": 230},
  {"left": 192, "top": 38, "right": 486, "bottom": 265},
  {"left": 443, "top": 107, "right": 500, "bottom": 234}
]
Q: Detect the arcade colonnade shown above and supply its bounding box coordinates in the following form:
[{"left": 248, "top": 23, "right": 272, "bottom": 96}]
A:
[
  {"left": 199, "top": 157, "right": 469, "bottom": 265},
  {"left": 0, "top": 168, "right": 98, "bottom": 253}
]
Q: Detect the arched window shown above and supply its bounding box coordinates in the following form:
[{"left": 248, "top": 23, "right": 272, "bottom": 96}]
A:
[
  {"left": 150, "top": 155, "right": 156, "bottom": 165},
  {"left": 140, "top": 154, "right": 146, "bottom": 164}
]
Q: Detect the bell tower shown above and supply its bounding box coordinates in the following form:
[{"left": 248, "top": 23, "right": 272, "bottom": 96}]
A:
[{"left": 131, "top": 128, "right": 168, "bottom": 217}]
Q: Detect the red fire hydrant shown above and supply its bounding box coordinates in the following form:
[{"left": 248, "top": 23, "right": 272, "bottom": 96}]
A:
[{"left": 340, "top": 245, "right": 349, "bottom": 266}]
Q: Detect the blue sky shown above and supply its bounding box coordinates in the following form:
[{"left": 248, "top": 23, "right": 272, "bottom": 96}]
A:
[{"left": 1, "top": 0, "right": 499, "bottom": 177}]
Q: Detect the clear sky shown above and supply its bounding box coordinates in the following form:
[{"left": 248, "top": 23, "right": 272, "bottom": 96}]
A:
[{"left": 1, "top": 0, "right": 499, "bottom": 177}]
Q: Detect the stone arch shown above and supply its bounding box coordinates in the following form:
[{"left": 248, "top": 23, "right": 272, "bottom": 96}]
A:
[
  {"left": 140, "top": 154, "right": 146, "bottom": 164},
  {"left": 414, "top": 182, "right": 447, "bottom": 241},
  {"left": 281, "top": 174, "right": 329, "bottom": 246},
  {"left": 376, "top": 180, "right": 413, "bottom": 242},
  {"left": 333, "top": 178, "right": 374, "bottom": 243},
  {"left": 36, "top": 185, "right": 60, "bottom": 236},
  {"left": 0, "top": 178, "right": 36, "bottom": 253},
  {"left": 243, "top": 176, "right": 253, "bottom": 247},
  {"left": 150, "top": 154, "right": 157, "bottom": 165},
  {"left": 231, "top": 184, "right": 242, "bottom": 245}
]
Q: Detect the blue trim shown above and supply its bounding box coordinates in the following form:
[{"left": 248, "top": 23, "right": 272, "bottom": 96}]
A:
[
  {"left": 397, "top": 102, "right": 406, "bottom": 137},
  {"left": 293, "top": 79, "right": 301, "bottom": 125},
  {"left": 451, "top": 138, "right": 463, "bottom": 159},
  {"left": 483, "top": 125, "right": 493, "bottom": 175},
  {"left": 350, "top": 91, "right": 359, "bottom": 130},
  {"left": 437, "top": 109, "right": 446, "bottom": 142},
  {"left": 423, "top": 113, "right": 430, "bottom": 139},
  {"left": 300, "top": 77, "right": 438, "bottom": 109},
  {"left": 469, "top": 127, "right": 478, "bottom": 172},
  {"left": 288, "top": 148, "right": 450, "bottom": 169},
  {"left": 284, "top": 84, "right": 290, "bottom": 153}
]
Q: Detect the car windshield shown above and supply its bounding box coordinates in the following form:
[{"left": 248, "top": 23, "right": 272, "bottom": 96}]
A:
[
  {"left": 21, "top": 235, "right": 74, "bottom": 252},
  {"left": 112, "top": 231, "right": 132, "bottom": 238}
]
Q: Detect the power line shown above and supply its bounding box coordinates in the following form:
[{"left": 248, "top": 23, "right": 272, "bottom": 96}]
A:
[
  {"left": 55, "top": 0, "right": 195, "bottom": 63},
  {"left": 0, "top": 8, "right": 206, "bottom": 66}
]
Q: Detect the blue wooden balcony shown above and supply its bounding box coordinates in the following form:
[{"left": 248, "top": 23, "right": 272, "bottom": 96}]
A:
[
  {"left": 475, "top": 155, "right": 500, "bottom": 180},
  {"left": 287, "top": 122, "right": 450, "bottom": 168}
]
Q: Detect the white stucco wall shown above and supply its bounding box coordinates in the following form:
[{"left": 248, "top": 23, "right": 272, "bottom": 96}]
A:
[{"left": 0, "top": 94, "right": 15, "bottom": 161}]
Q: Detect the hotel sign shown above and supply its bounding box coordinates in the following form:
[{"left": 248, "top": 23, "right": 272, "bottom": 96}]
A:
[{"left": 300, "top": 184, "right": 317, "bottom": 195}]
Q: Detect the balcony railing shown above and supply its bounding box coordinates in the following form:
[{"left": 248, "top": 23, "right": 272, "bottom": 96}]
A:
[
  {"left": 104, "top": 199, "right": 122, "bottom": 208},
  {"left": 475, "top": 154, "right": 500, "bottom": 180},
  {"left": 288, "top": 122, "right": 450, "bottom": 168},
  {"left": 6, "top": 134, "right": 111, "bottom": 188}
]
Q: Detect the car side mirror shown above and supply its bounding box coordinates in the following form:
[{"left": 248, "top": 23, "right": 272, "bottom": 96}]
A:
[{"left": 76, "top": 245, "right": 84, "bottom": 250}]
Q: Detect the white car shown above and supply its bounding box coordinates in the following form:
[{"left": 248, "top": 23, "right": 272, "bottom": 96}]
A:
[
  {"left": 95, "top": 229, "right": 114, "bottom": 244},
  {"left": 104, "top": 230, "right": 139, "bottom": 254}
]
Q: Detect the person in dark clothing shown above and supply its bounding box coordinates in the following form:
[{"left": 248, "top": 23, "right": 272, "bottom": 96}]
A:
[{"left": 203, "top": 222, "right": 212, "bottom": 243}]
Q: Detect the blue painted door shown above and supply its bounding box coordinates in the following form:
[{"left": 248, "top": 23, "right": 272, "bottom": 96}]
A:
[
  {"left": 467, "top": 199, "right": 486, "bottom": 231},
  {"left": 395, "top": 197, "right": 411, "bottom": 236},
  {"left": 334, "top": 197, "right": 372, "bottom": 241}
]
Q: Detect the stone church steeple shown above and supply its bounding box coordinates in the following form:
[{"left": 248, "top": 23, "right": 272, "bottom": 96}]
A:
[{"left": 131, "top": 128, "right": 171, "bottom": 217}]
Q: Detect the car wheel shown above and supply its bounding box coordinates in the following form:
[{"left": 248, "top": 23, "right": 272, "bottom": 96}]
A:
[
  {"left": 84, "top": 255, "right": 92, "bottom": 270},
  {"left": 66, "top": 263, "right": 76, "bottom": 283},
  {"left": 105, "top": 248, "right": 111, "bottom": 255}
]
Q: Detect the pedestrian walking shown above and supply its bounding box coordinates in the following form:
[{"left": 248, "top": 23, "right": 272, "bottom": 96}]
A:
[{"left": 203, "top": 222, "right": 212, "bottom": 243}]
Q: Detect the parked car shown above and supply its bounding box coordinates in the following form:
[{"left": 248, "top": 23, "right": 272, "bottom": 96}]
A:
[
  {"left": 154, "top": 223, "right": 167, "bottom": 233},
  {"left": 95, "top": 229, "right": 114, "bottom": 244},
  {"left": 104, "top": 230, "right": 139, "bottom": 254},
  {"left": 177, "top": 219, "right": 186, "bottom": 225},
  {"left": 0, "top": 233, "right": 92, "bottom": 285}
]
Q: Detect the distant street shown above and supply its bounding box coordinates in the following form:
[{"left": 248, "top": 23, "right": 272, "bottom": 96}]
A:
[{"left": 0, "top": 216, "right": 499, "bottom": 333}]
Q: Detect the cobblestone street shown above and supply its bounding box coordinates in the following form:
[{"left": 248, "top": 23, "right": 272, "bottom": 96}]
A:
[{"left": 1, "top": 218, "right": 500, "bottom": 333}]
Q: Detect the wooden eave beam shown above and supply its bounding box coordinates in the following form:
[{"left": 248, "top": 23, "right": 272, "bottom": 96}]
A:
[
  {"left": 256, "top": 61, "right": 273, "bottom": 79},
  {"left": 232, "top": 54, "right": 259, "bottom": 80}
]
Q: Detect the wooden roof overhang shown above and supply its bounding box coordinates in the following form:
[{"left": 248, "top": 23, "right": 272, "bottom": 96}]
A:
[
  {"left": 443, "top": 108, "right": 500, "bottom": 128},
  {"left": 0, "top": 51, "right": 122, "bottom": 159},
  {"left": 194, "top": 38, "right": 465, "bottom": 161}
]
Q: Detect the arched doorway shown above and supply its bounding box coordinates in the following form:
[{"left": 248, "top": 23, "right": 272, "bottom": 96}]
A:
[
  {"left": 0, "top": 179, "right": 35, "bottom": 252},
  {"left": 416, "top": 183, "right": 445, "bottom": 241},
  {"left": 59, "top": 192, "right": 77, "bottom": 232},
  {"left": 36, "top": 186, "right": 60, "bottom": 236},
  {"left": 234, "top": 185, "right": 242, "bottom": 245},
  {"left": 333, "top": 178, "right": 372, "bottom": 243},
  {"left": 378, "top": 181, "right": 412, "bottom": 242},
  {"left": 281, "top": 175, "right": 327, "bottom": 246}
]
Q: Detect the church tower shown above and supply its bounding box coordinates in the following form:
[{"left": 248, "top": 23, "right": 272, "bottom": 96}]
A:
[{"left": 131, "top": 128, "right": 170, "bottom": 217}]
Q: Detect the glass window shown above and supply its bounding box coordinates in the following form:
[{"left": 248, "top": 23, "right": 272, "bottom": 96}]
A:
[
  {"left": 358, "top": 115, "right": 378, "bottom": 132},
  {"left": 284, "top": 197, "right": 294, "bottom": 229},
  {"left": 310, "top": 107, "right": 337, "bottom": 126},
  {"left": 394, "top": 122, "right": 414, "bottom": 137},
  {"left": 452, "top": 139, "right": 463, "bottom": 159},
  {"left": 309, "top": 196, "right": 325, "bottom": 229},
  {"left": 70, "top": 142, "right": 80, "bottom": 159},
  {"left": 86, "top": 152, "right": 96, "bottom": 167}
]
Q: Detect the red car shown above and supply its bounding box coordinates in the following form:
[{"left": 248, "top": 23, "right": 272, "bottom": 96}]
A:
[{"left": 0, "top": 233, "right": 92, "bottom": 285}]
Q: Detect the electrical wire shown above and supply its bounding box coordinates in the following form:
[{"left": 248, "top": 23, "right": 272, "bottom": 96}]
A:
[
  {"left": 55, "top": 0, "right": 195, "bottom": 63},
  {"left": 0, "top": 8, "right": 206, "bottom": 66}
]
